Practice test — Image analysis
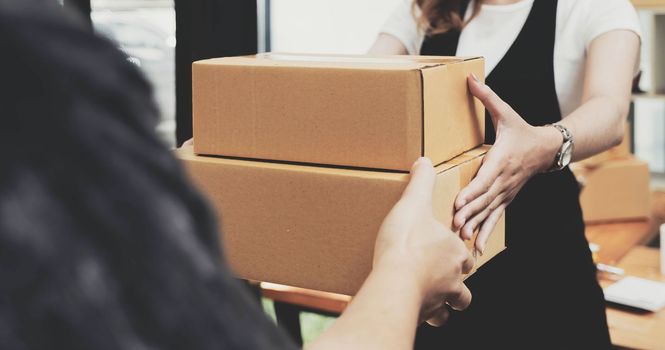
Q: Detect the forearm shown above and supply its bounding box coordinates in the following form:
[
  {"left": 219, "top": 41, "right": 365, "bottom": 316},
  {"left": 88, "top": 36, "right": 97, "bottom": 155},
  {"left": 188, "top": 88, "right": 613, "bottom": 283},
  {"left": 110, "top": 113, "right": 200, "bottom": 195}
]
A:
[
  {"left": 558, "top": 96, "right": 628, "bottom": 161},
  {"left": 309, "top": 159, "right": 472, "bottom": 349},
  {"left": 451, "top": 31, "right": 639, "bottom": 242},
  {"left": 528, "top": 96, "right": 628, "bottom": 172},
  {"left": 532, "top": 30, "right": 638, "bottom": 168},
  {"left": 562, "top": 30, "right": 638, "bottom": 162},
  {"left": 307, "top": 263, "right": 423, "bottom": 350}
]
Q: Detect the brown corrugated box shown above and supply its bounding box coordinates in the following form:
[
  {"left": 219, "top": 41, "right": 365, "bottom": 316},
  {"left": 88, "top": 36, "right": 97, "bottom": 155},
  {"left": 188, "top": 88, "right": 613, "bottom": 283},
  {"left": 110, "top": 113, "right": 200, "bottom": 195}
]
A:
[
  {"left": 572, "top": 156, "right": 651, "bottom": 223},
  {"left": 177, "top": 146, "right": 505, "bottom": 296},
  {"left": 192, "top": 53, "right": 485, "bottom": 171}
]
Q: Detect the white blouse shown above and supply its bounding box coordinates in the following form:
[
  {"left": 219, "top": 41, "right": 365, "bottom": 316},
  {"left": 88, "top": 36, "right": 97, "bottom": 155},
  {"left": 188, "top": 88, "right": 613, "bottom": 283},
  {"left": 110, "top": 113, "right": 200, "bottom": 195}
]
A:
[{"left": 380, "top": 0, "right": 642, "bottom": 118}]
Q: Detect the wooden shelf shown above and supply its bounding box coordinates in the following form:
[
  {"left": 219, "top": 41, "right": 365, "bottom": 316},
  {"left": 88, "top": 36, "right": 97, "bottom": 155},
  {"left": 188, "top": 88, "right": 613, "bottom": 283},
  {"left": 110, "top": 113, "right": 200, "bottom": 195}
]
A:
[
  {"left": 632, "top": 92, "right": 665, "bottom": 101},
  {"left": 632, "top": 0, "right": 665, "bottom": 9}
]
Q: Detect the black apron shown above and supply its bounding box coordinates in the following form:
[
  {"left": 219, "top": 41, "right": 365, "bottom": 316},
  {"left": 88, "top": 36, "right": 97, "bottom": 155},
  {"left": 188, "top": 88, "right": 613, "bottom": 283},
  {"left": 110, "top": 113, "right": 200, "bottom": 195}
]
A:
[{"left": 416, "top": 1, "right": 611, "bottom": 348}]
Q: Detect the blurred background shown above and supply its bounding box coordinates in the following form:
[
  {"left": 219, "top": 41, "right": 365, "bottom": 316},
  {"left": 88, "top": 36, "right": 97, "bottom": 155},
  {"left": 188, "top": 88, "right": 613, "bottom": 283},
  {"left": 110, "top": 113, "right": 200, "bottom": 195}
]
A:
[{"left": 91, "top": 0, "right": 176, "bottom": 147}]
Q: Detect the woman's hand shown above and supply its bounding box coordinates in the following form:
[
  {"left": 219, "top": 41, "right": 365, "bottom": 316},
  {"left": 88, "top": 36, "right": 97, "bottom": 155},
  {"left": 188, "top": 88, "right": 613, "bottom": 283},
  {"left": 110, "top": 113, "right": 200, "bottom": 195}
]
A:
[
  {"left": 310, "top": 159, "right": 473, "bottom": 350},
  {"left": 454, "top": 76, "right": 561, "bottom": 254},
  {"left": 182, "top": 138, "right": 194, "bottom": 147},
  {"left": 374, "top": 157, "right": 475, "bottom": 326}
]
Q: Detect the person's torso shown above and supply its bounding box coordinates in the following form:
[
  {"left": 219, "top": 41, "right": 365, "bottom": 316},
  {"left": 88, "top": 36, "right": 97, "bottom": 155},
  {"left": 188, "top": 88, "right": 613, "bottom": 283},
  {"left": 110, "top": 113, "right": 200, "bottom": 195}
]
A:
[
  {"left": 448, "top": 0, "right": 590, "bottom": 117},
  {"left": 423, "top": 0, "right": 562, "bottom": 134},
  {"left": 421, "top": 0, "right": 584, "bottom": 249}
]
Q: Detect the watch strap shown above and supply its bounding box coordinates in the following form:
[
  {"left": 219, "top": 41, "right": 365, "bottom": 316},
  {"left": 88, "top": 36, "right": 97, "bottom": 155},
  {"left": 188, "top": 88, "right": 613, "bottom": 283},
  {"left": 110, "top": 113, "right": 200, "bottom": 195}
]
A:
[{"left": 547, "top": 124, "right": 574, "bottom": 172}]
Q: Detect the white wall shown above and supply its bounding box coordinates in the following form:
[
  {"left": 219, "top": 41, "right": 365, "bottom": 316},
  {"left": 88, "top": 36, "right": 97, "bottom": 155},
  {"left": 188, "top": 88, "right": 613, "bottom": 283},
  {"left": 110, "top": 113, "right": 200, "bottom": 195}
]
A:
[
  {"left": 635, "top": 100, "right": 665, "bottom": 173},
  {"left": 270, "top": 0, "right": 403, "bottom": 54}
]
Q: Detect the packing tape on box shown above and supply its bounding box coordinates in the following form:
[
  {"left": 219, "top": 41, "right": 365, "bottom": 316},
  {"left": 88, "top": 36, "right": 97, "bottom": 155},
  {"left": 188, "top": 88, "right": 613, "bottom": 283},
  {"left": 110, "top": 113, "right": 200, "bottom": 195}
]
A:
[{"left": 256, "top": 53, "right": 464, "bottom": 65}]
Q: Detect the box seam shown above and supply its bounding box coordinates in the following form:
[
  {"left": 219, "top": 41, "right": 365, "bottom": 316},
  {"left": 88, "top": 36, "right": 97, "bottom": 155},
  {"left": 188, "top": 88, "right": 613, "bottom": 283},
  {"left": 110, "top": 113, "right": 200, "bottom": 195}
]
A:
[{"left": 419, "top": 69, "right": 425, "bottom": 158}]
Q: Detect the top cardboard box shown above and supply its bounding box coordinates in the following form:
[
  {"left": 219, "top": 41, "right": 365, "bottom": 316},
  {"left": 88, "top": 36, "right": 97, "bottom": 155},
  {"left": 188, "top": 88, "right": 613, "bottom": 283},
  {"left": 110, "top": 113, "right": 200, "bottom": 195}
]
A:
[{"left": 193, "top": 53, "right": 485, "bottom": 171}]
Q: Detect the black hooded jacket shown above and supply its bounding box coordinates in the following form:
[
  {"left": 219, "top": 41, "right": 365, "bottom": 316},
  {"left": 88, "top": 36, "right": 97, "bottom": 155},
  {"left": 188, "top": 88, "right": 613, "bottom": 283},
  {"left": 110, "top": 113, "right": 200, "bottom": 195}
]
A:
[{"left": 0, "top": 1, "right": 295, "bottom": 349}]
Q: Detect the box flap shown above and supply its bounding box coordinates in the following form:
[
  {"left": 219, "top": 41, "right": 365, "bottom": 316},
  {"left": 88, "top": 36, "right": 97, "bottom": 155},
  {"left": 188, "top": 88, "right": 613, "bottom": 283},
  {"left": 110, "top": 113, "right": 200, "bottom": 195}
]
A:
[
  {"left": 179, "top": 145, "right": 489, "bottom": 177},
  {"left": 433, "top": 145, "right": 489, "bottom": 173},
  {"left": 421, "top": 57, "right": 485, "bottom": 163},
  {"left": 195, "top": 53, "right": 482, "bottom": 71},
  {"left": 178, "top": 146, "right": 406, "bottom": 181}
]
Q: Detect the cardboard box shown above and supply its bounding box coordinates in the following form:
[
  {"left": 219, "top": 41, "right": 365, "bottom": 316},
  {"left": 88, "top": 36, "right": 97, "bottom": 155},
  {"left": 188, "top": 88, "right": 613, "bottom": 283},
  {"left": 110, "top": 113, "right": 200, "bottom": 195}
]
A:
[
  {"left": 576, "top": 122, "right": 632, "bottom": 167},
  {"left": 193, "top": 53, "right": 485, "bottom": 171},
  {"left": 572, "top": 157, "right": 651, "bottom": 223},
  {"left": 177, "top": 146, "right": 505, "bottom": 296}
]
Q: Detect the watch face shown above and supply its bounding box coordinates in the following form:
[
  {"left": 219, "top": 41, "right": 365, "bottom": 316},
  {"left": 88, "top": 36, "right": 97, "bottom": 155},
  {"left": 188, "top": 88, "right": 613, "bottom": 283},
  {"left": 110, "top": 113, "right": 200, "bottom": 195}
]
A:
[{"left": 561, "top": 141, "right": 574, "bottom": 167}]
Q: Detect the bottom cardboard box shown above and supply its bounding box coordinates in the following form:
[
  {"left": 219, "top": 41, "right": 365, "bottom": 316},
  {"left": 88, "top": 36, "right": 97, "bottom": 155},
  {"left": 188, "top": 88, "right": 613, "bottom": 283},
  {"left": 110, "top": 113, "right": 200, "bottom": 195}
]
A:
[
  {"left": 572, "top": 156, "right": 651, "bottom": 223},
  {"left": 177, "top": 146, "right": 505, "bottom": 296}
]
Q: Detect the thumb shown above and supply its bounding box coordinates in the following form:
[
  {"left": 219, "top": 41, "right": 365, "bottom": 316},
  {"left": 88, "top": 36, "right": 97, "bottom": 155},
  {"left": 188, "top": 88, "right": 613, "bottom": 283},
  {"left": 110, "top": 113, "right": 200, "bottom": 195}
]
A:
[
  {"left": 401, "top": 157, "right": 436, "bottom": 205},
  {"left": 467, "top": 75, "right": 512, "bottom": 129}
]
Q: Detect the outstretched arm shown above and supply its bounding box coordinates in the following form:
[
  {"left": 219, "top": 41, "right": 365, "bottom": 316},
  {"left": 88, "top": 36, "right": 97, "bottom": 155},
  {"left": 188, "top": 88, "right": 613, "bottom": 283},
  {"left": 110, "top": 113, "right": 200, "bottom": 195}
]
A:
[
  {"left": 308, "top": 158, "right": 474, "bottom": 350},
  {"left": 452, "top": 29, "right": 640, "bottom": 253}
]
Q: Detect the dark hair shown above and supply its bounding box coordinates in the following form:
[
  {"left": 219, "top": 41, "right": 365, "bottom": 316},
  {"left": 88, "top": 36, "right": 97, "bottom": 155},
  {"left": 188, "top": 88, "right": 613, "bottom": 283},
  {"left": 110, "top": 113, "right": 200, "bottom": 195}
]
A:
[
  {"left": 413, "top": 0, "right": 480, "bottom": 35},
  {"left": 0, "top": 1, "right": 293, "bottom": 349}
]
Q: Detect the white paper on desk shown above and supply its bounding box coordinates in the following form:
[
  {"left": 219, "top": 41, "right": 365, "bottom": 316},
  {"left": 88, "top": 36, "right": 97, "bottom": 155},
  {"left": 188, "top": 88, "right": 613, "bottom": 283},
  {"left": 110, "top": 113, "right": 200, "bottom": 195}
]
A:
[{"left": 604, "top": 276, "right": 665, "bottom": 312}]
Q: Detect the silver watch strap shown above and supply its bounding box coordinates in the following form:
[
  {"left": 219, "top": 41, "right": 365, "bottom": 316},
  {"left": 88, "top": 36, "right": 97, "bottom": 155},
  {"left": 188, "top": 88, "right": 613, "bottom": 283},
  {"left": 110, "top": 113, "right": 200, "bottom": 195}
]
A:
[
  {"left": 551, "top": 124, "right": 573, "bottom": 143},
  {"left": 547, "top": 123, "right": 574, "bottom": 172}
]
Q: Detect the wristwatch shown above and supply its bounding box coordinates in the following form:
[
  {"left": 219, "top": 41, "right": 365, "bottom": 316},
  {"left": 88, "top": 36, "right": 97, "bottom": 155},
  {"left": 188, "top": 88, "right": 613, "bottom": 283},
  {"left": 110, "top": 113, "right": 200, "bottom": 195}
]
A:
[{"left": 547, "top": 124, "right": 574, "bottom": 172}]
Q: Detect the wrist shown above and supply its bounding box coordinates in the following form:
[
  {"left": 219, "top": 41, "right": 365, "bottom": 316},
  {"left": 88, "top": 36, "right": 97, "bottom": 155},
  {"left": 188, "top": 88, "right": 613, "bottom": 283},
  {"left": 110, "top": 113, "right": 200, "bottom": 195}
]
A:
[
  {"left": 372, "top": 255, "right": 427, "bottom": 303},
  {"left": 535, "top": 125, "right": 564, "bottom": 172}
]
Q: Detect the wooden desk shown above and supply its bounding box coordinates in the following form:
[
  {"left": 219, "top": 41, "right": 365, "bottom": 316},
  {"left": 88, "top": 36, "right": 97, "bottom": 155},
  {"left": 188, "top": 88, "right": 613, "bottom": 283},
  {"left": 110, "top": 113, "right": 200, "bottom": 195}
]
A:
[
  {"left": 586, "top": 220, "right": 654, "bottom": 264},
  {"left": 263, "top": 248, "right": 665, "bottom": 349},
  {"left": 262, "top": 191, "right": 665, "bottom": 345},
  {"left": 260, "top": 282, "right": 350, "bottom": 314},
  {"left": 600, "top": 247, "right": 665, "bottom": 350},
  {"left": 586, "top": 191, "right": 665, "bottom": 264}
]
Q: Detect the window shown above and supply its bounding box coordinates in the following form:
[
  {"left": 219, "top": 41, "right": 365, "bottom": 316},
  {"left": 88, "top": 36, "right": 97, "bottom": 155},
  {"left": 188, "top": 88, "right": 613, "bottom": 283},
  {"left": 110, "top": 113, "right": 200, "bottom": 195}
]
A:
[
  {"left": 92, "top": 0, "right": 176, "bottom": 147},
  {"left": 270, "top": 0, "right": 402, "bottom": 54},
  {"left": 634, "top": 10, "right": 665, "bottom": 177}
]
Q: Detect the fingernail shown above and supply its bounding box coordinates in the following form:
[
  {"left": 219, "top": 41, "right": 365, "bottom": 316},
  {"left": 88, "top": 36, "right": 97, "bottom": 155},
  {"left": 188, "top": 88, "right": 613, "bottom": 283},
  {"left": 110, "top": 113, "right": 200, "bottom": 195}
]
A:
[
  {"left": 411, "top": 158, "right": 422, "bottom": 171},
  {"left": 471, "top": 73, "right": 481, "bottom": 84},
  {"left": 419, "top": 157, "right": 432, "bottom": 166},
  {"left": 413, "top": 157, "right": 430, "bottom": 170}
]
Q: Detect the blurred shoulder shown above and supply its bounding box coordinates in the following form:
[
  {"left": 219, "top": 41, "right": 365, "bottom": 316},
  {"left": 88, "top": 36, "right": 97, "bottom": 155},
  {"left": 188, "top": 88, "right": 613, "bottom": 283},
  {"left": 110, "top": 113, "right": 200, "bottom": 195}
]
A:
[
  {"left": 558, "top": 0, "right": 639, "bottom": 21},
  {"left": 557, "top": 0, "right": 641, "bottom": 47},
  {"left": 380, "top": 0, "right": 423, "bottom": 55}
]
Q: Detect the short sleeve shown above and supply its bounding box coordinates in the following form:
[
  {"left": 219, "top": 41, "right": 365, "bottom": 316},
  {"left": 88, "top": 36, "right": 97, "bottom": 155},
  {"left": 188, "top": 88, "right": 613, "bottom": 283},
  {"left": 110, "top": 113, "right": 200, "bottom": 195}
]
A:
[
  {"left": 379, "top": 0, "right": 425, "bottom": 55},
  {"left": 583, "top": 0, "right": 642, "bottom": 48}
]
